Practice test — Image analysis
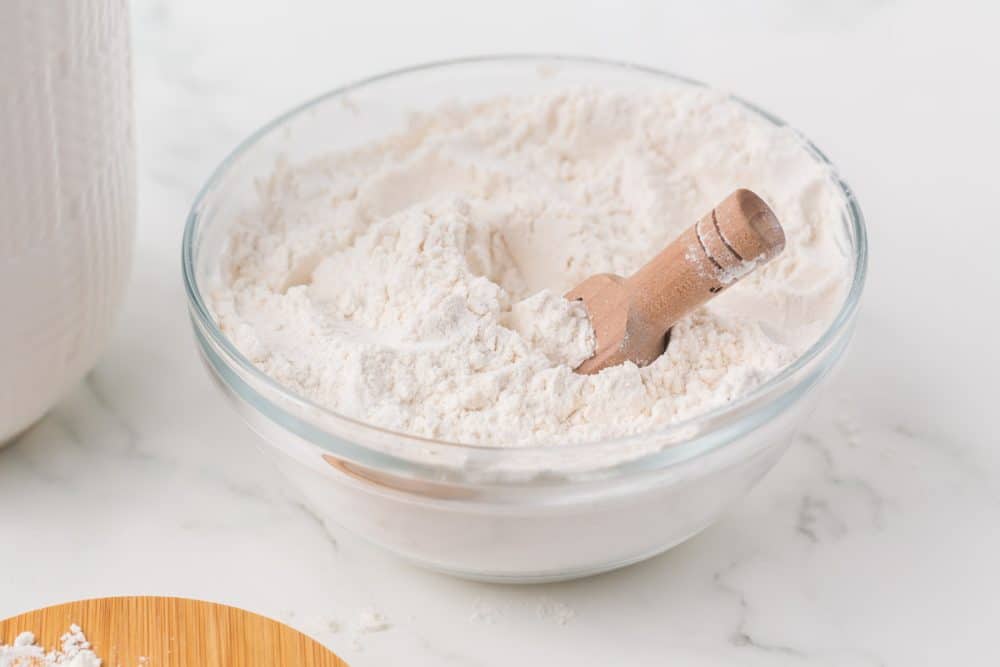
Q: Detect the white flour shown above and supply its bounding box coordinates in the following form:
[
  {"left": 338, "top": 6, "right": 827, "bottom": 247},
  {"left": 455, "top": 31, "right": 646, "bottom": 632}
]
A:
[
  {"left": 0, "top": 625, "right": 101, "bottom": 667},
  {"left": 212, "top": 87, "right": 850, "bottom": 446}
]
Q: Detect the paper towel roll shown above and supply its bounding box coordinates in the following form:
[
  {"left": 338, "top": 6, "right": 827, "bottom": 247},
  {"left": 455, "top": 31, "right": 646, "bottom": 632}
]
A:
[{"left": 0, "top": 0, "right": 135, "bottom": 443}]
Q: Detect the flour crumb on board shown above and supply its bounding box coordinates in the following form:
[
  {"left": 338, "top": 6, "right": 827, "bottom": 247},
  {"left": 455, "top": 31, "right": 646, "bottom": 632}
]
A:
[{"left": 0, "top": 624, "right": 102, "bottom": 667}]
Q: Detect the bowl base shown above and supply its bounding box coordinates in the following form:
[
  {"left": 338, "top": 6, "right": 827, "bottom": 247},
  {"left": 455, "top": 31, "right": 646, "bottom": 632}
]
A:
[{"left": 396, "top": 521, "right": 715, "bottom": 584}]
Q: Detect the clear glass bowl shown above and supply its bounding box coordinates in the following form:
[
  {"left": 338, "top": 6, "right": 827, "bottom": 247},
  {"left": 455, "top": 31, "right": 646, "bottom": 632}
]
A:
[{"left": 182, "top": 55, "right": 867, "bottom": 583}]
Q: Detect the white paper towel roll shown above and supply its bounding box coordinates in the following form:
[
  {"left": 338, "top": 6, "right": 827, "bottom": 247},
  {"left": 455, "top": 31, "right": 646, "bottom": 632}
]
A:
[{"left": 0, "top": 0, "right": 135, "bottom": 443}]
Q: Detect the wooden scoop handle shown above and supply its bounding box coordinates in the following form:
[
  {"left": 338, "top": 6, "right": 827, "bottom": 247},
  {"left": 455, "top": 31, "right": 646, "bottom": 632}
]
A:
[{"left": 569, "top": 189, "right": 785, "bottom": 374}]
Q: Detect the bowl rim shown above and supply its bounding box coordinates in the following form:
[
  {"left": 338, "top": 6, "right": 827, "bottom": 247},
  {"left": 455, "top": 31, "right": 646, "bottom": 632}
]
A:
[{"left": 182, "top": 53, "right": 868, "bottom": 465}]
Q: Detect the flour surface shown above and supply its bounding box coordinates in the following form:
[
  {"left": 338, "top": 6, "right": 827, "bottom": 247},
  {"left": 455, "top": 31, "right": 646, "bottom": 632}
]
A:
[{"left": 212, "top": 87, "right": 850, "bottom": 446}]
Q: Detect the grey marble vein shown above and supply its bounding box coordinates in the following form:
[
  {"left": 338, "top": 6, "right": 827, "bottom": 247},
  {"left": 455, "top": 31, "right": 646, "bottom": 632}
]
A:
[{"left": 713, "top": 561, "right": 808, "bottom": 660}]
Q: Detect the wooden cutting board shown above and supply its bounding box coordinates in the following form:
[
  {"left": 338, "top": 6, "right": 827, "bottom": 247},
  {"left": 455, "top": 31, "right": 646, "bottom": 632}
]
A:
[{"left": 0, "top": 597, "right": 349, "bottom": 666}]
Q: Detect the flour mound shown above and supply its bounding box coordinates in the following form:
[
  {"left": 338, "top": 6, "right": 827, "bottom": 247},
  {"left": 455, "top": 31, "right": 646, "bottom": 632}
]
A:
[
  {"left": 0, "top": 625, "right": 101, "bottom": 667},
  {"left": 212, "top": 87, "right": 849, "bottom": 446}
]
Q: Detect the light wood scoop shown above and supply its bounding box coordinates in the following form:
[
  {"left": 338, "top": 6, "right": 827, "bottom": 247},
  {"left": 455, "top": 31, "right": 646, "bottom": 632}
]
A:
[
  {"left": 568, "top": 189, "right": 785, "bottom": 374},
  {"left": 0, "top": 597, "right": 349, "bottom": 666}
]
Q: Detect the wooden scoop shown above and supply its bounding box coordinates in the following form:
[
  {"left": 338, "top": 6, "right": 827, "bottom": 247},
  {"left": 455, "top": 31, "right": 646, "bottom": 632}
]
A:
[
  {"left": 568, "top": 189, "right": 785, "bottom": 375},
  {"left": 0, "top": 597, "right": 349, "bottom": 666}
]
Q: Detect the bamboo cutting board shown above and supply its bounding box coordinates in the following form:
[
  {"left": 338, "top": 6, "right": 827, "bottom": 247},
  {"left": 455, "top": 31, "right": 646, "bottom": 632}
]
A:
[{"left": 0, "top": 597, "right": 349, "bottom": 666}]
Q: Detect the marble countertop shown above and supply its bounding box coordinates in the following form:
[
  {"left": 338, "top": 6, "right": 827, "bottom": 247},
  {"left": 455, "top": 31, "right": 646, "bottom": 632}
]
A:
[{"left": 3, "top": 1, "right": 998, "bottom": 664}]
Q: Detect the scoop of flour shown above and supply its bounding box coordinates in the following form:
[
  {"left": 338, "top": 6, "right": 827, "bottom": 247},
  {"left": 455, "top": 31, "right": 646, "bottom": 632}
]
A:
[{"left": 502, "top": 290, "right": 595, "bottom": 368}]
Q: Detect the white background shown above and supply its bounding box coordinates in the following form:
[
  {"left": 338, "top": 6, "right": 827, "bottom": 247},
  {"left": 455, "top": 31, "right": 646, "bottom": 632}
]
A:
[{"left": 2, "top": 1, "right": 999, "bottom": 665}]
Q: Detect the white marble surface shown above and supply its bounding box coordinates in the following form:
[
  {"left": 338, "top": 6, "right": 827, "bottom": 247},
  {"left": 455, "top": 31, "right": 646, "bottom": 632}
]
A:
[{"left": 3, "top": 1, "right": 999, "bottom": 664}]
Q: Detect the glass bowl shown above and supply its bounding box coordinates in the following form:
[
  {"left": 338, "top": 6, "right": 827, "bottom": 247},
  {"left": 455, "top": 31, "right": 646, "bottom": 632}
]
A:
[{"left": 182, "top": 55, "right": 867, "bottom": 583}]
